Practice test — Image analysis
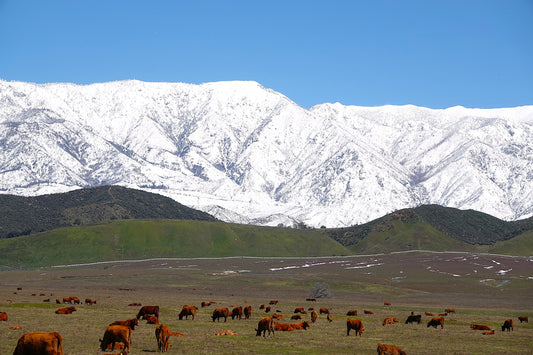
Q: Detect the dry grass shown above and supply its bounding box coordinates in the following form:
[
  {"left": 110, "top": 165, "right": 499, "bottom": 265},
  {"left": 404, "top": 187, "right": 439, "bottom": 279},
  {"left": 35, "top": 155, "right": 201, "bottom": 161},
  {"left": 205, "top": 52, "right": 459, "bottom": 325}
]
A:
[{"left": 1, "top": 253, "right": 532, "bottom": 354}]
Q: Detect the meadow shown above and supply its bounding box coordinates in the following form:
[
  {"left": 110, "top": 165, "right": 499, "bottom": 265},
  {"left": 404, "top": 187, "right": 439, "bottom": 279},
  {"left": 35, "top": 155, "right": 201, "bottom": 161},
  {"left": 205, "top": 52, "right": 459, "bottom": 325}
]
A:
[{"left": 1, "top": 252, "right": 532, "bottom": 354}]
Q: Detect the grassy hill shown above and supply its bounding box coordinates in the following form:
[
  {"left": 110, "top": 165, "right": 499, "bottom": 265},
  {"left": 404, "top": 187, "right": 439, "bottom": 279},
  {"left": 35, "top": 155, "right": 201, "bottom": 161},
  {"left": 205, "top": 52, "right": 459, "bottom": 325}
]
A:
[
  {"left": 0, "top": 219, "right": 352, "bottom": 268},
  {"left": 325, "top": 205, "right": 533, "bottom": 249},
  {"left": 0, "top": 185, "right": 216, "bottom": 238}
]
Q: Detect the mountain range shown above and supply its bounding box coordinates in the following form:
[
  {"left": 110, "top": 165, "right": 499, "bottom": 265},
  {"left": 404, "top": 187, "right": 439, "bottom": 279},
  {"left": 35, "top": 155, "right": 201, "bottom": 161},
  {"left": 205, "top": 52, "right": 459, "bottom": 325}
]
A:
[{"left": 1, "top": 79, "right": 532, "bottom": 228}]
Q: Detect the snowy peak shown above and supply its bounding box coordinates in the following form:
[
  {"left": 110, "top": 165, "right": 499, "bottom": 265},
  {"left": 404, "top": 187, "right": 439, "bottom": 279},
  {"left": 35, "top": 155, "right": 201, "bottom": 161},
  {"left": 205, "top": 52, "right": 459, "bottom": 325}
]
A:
[{"left": 1, "top": 79, "right": 532, "bottom": 227}]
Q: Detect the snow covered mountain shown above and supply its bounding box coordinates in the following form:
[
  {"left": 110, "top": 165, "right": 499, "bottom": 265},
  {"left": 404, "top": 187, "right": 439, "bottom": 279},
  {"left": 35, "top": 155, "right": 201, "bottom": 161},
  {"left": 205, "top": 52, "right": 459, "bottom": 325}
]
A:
[{"left": 1, "top": 79, "right": 532, "bottom": 228}]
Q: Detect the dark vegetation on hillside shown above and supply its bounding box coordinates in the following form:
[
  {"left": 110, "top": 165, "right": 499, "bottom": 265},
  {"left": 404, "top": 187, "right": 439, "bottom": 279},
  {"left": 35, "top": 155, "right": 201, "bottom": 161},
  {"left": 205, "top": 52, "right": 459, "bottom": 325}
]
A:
[
  {"left": 0, "top": 185, "right": 216, "bottom": 238},
  {"left": 326, "top": 204, "right": 533, "bottom": 246}
]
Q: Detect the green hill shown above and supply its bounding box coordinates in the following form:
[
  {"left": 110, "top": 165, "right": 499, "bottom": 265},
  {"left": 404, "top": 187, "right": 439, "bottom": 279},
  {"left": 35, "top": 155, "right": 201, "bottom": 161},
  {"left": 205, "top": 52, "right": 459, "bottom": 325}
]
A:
[
  {"left": 0, "top": 185, "right": 216, "bottom": 238},
  {"left": 0, "top": 219, "right": 352, "bottom": 268}
]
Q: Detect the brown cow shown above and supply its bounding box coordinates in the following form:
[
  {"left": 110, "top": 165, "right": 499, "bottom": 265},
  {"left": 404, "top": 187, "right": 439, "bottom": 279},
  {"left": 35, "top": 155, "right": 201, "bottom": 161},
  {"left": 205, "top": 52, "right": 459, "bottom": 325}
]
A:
[
  {"left": 364, "top": 310, "right": 374, "bottom": 315},
  {"left": 327, "top": 313, "right": 333, "bottom": 322},
  {"left": 179, "top": 305, "right": 197, "bottom": 320},
  {"left": 425, "top": 312, "right": 434, "bottom": 316},
  {"left": 145, "top": 315, "right": 159, "bottom": 324},
  {"left": 294, "top": 307, "right": 307, "bottom": 314},
  {"left": 501, "top": 319, "right": 513, "bottom": 332},
  {"left": 110, "top": 318, "right": 139, "bottom": 330},
  {"left": 231, "top": 306, "right": 243, "bottom": 320},
  {"left": 13, "top": 332, "right": 63, "bottom": 355},
  {"left": 128, "top": 302, "right": 142, "bottom": 306},
  {"left": 55, "top": 299, "right": 61, "bottom": 304},
  {"left": 9, "top": 325, "right": 22, "bottom": 330},
  {"left": 256, "top": 317, "right": 275, "bottom": 337},
  {"left": 427, "top": 317, "right": 445, "bottom": 329},
  {"left": 244, "top": 305, "right": 252, "bottom": 319},
  {"left": 384, "top": 302, "right": 391, "bottom": 306},
  {"left": 470, "top": 324, "right": 491, "bottom": 331},
  {"left": 438, "top": 313, "right": 448, "bottom": 317},
  {"left": 215, "top": 329, "right": 238, "bottom": 335},
  {"left": 212, "top": 308, "right": 230, "bottom": 322},
  {"left": 69, "top": 296, "right": 80, "bottom": 304},
  {"left": 347, "top": 318, "right": 364, "bottom": 336},
  {"left": 259, "top": 304, "right": 265, "bottom": 310},
  {"left": 291, "top": 321, "right": 310, "bottom": 330},
  {"left": 156, "top": 324, "right": 185, "bottom": 353},
  {"left": 269, "top": 300, "right": 279, "bottom": 305},
  {"left": 445, "top": 308, "right": 456, "bottom": 314},
  {"left": 55, "top": 306, "right": 76, "bottom": 315},
  {"left": 265, "top": 306, "right": 271, "bottom": 313},
  {"left": 100, "top": 325, "right": 131, "bottom": 353},
  {"left": 346, "top": 310, "right": 358, "bottom": 316},
  {"left": 43, "top": 299, "right": 50, "bottom": 303},
  {"left": 291, "top": 314, "right": 302, "bottom": 320},
  {"left": 483, "top": 330, "right": 495, "bottom": 335},
  {"left": 311, "top": 310, "right": 318, "bottom": 323},
  {"left": 84, "top": 298, "right": 96, "bottom": 305},
  {"left": 382, "top": 317, "right": 399, "bottom": 326},
  {"left": 137, "top": 305, "right": 159, "bottom": 319},
  {"left": 62, "top": 297, "right": 71, "bottom": 304},
  {"left": 518, "top": 316, "right": 528, "bottom": 323},
  {"left": 273, "top": 322, "right": 294, "bottom": 331},
  {"left": 0, "top": 312, "right": 7, "bottom": 321},
  {"left": 272, "top": 313, "right": 284, "bottom": 320},
  {"left": 377, "top": 342, "right": 406, "bottom": 355},
  {"left": 319, "top": 308, "right": 329, "bottom": 314}
]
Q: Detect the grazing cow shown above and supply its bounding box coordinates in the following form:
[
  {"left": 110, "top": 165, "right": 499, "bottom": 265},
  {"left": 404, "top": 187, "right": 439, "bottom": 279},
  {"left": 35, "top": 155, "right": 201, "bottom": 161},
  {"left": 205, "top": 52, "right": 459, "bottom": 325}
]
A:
[
  {"left": 110, "top": 318, "right": 139, "bottom": 330},
  {"left": 483, "top": 330, "right": 495, "bottom": 335},
  {"left": 518, "top": 316, "right": 528, "bottom": 323},
  {"left": 256, "top": 317, "right": 275, "bottom": 337},
  {"left": 69, "top": 296, "right": 80, "bottom": 304},
  {"left": 445, "top": 308, "right": 456, "bottom": 314},
  {"left": 39, "top": 293, "right": 46, "bottom": 297},
  {"left": 43, "top": 299, "right": 50, "bottom": 303},
  {"left": 99, "top": 325, "right": 131, "bottom": 353},
  {"left": 290, "top": 321, "right": 310, "bottom": 330},
  {"left": 272, "top": 313, "right": 284, "bottom": 320},
  {"left": 0, "top": 312, "right": 7, "bottom": 321},
  {"left": 212, "top": 308, "right": 230, "bottom": 322},
  {"left": 405, "top": 314, "right": 422, "bottom": 324},
  {"left": 427, "top": 317, "right": 445, "bottom": 329},
  {"left": 377, "top": 342, "right": 406, "bottom": 355},
  {"left": 269, "top": 300, "right": 279, "bottom": 305},
  {"left": 327, "top": 313, "right": 333, "bottom": 322},
  {"left": 179, "top": 305, "right": 197, "bottom": 320},
  {"left": 384, "top": 302, "right": 391, "bottom": 306},
  {"left": 137, "top": 305, "right": 159, "bottom": 320},
  {"left": 244, "top": 305, "right": 252, "bottom": 319},
  {"left": 291, "top": 315, "right": 302, "bottom": 320},
  {"left": 55, "top": 306, "right": 76, "bottom": 315},
  {"left": 347, "top": 318, "right": 364, "bottom": 336},
  {"left": 311, "top": 310, "right": 318, "bottom": 323},
  {"left": 382, "top": 317, "right": 399, "bottom": 326},
  {"left": 231, "top": 306, "right": 243, "bottom": 320},
  {"left": 84, "top": 298, "right": 96, "bottom": 305},
  {"left": 156, "top": 324, "right": 184, "bottom": 352},
  {"left": 306, "top": 298, "right": 316, "bottom": 302},
  {"left": 425, "top": 312, "right": 434, "bottom": 316},
  {"left": 128, "top": 302, "right": 142, "bottom": 306},
  {"left": 13, "top": 331, "right": 63, "bottom": 355},
  {"left": 265, "top": 306, "right": 271, "bottom": 313},
  {"left": 62, "top": 297, "right": 71, "bottom": 304},
  {"left": 346, "top": 310, "right": 358, "bottom": 316},
  {"left": 438, "top": 313, "right": 448, "bottom": 317},
  {"left": 273, "top": 322, "right": 294, "bottom": 331},
  {"left": 259, "top": 304, "right": 265, "bottom": 310},
  {"left": 17, "top": 287, "right": 22, "bottom": 290},
  {"left": 10, "top": 325, "right": 22, "bottom": 330},
  {"left": 319, "top": 308, "right": 329, "bottom": 314},
  {"left": 294, "top": 307, "right": 307, "bottom": 314},
  {"left": 55, "top": 299, "right": 61, "bottom": 304},
  {"left": 470, "top": 324, "right": 491, "bottom": 331},
  {"left": 215, "top": 329, "right": 238, "bottom": 335},
  {"left": 145, "top": 315, "right": 159, "bottom": 324},
  {"left": 364, "top": 310, "right": 374, "bottom": 315},
  {"left": 501, "top": 319, "right": 513, "bottom": 332}
]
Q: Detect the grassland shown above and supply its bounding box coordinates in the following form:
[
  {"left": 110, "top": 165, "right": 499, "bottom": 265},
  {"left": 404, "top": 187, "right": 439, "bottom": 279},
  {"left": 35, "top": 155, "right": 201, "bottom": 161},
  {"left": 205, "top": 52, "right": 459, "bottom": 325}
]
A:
[{"left": 1, "top": 253, "right": 531, "bottom": 354}]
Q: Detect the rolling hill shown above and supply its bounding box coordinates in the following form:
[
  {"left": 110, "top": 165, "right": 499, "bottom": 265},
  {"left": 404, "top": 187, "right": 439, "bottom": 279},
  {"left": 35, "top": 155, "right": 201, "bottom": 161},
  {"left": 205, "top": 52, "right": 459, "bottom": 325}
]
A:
[{"left": 0, "top": 185, "right": 216, "bottom": 238}]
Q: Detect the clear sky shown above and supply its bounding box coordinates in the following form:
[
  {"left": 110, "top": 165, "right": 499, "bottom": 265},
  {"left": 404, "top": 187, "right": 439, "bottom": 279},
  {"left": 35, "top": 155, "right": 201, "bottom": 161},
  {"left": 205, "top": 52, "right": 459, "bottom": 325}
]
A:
[{"left": 1, "top": 0, "right": 532, "bottom": 109}]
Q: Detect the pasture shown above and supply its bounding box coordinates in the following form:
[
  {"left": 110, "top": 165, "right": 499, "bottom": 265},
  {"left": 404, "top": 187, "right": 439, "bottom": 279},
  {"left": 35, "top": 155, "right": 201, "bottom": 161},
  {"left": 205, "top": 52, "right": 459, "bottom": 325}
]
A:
[{"left": 1, "top": 252, "right": 532, "bottom": 354}]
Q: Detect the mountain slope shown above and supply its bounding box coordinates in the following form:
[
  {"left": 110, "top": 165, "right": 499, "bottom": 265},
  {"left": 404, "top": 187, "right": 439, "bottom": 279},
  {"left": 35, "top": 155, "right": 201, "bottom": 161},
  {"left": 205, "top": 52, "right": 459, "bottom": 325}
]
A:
[
  {"left": 0, "top": 185, "right": 216, "bottom": 238},
  {"left": 1, "top": 79, "right": 532, "bottom": 228}
]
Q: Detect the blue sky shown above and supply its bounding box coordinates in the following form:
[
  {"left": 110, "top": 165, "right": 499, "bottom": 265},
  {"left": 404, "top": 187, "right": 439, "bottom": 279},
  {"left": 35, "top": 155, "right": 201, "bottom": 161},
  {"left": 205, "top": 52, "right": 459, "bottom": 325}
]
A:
[{"left": 1, "top": 0, "right": 532, "bottom": 109}]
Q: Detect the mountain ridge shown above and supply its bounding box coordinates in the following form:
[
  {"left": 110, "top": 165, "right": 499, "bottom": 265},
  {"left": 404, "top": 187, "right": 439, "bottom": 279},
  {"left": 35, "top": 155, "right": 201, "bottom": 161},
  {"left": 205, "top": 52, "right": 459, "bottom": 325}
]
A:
[{"left": 1, "top": 79, "right": 532, "bottom": 228}]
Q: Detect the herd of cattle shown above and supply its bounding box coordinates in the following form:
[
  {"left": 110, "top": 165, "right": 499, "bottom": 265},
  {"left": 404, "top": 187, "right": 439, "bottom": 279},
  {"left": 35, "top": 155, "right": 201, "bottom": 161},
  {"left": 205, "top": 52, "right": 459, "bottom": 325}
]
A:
[{"left": 2, "top": 289, "right": 530, "bottom": 354}]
